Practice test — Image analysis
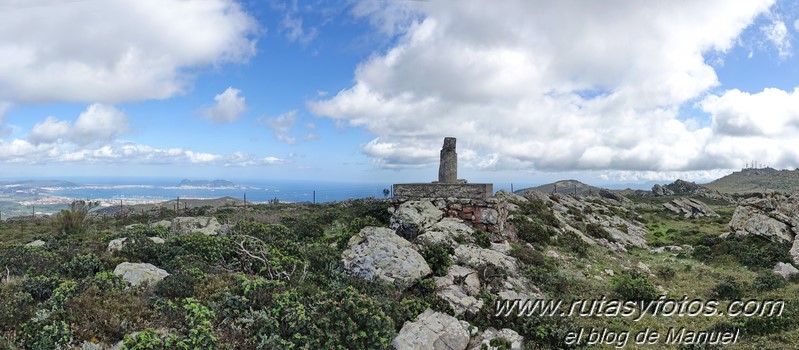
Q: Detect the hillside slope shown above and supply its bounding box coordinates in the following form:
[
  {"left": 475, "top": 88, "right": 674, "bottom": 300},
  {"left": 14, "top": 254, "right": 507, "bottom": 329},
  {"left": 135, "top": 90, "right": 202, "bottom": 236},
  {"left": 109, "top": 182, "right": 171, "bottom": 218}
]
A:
[{"left": 704, "top": 167, "right": 799, "bottom": 194}]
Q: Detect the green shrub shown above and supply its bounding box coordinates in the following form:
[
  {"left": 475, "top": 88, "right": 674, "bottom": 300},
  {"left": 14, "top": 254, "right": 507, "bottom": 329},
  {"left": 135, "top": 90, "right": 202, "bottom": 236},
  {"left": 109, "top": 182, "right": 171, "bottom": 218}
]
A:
[
  {"left": 121, "top": 328, "right": 167, "bottom": 350},
  {"left": 174, "top": 298, "right": 218, "bottom": 349},
  {"left": 654, "top": 265, "right": 677, "bottom": 281},
  {"left": 20, "top": 319, "right": 74, "bottom": 350},
  {"left": 611, "top": 271, "right": 658, "bottom": 301},
  {"left": 53, "top": 200, "right": 95, "bottom": 236},
  {"left": 509, "top": 245, "right": 545, "bottom": 266},
  {"left": 419, "top": 243, "right": 454, "bottom": 276},
  {"left": 155, "top": 273, "right": 199, "bottom": 299},
  {"left": 474, "top": 229, "right": 491, "bottom": 248},
  {"left": 518, "top": 199, "right": 560, "bottom": 227},
  {"left": 23, "top": 274, "right": 60, "bottom": 301},
  {"left": 511, "top": 217, "right": 554, "bottom": 246},
  {"left": 752, "top": 272, "right": 786, "bottom": 292},
  {"left": 88, "top": 271, "right": 127, "bottom": 292},
  {"left": 554, "top": 231, "right": 589, "bottom": 257},
  {"left": 476, "top": 263, "right": 508, "bottom": 292},
  {"left": 0, "top": 289, "right": 35, "bottom": 331},
  {"left": 0, "top": 246, "right": 62, "bottom": 276},
  {"left": 49, "top": 279, "right": 78, "bottom": 311},
  {"left": 713, "top": 277, "right": 744, "bottom": 300},
  {"left": 312, "top": 286, "right": 395, "bottom": 349},
  {"left": 66, "top": 287, "right": 153, "bottom": 343},
  {"left": 585, "top": 223, "right": 613, "bottom": 241},
  {"left": 63, "top": 253, "right": 104, "bottom": 279}
]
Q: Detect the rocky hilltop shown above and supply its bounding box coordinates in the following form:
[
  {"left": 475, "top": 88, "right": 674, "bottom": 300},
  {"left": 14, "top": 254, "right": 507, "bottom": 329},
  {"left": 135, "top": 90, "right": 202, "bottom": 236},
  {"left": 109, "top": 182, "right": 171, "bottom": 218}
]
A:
[
  {"left": 705, "top": 167, "right": 799, "bottom": 193},
  {"left": 2, "top": 180, "right": 799, "bottom": 349}
]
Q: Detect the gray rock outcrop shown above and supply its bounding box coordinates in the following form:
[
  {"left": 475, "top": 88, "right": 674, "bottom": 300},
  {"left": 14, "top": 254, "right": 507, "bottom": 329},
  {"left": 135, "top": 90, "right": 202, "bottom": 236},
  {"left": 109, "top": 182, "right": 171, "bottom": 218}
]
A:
[
  {"left": 663, "top": 198, "right": 719, "bottom": 218},
  {"left": 469, "top": 328, "right": 523, "bottom": 350},
  {"left": 25, "top": 240, "right": 46, "bottom": 247},
  {"left": 435, "top": 265, "right": 483, "bottom": 316},
  {"left": 392, "top": 309, "right": 471, "bottom": 350},
  {"left": 113, "top": 262, "right": 169, "bottom": 287},
  {"left": 415, "top": 218, "right": 474, "bottom": 248},
  {"left": 390, "top": 200, "right": 443, "bottom": 240},
  {"left": 107, "top": 236, "right": 166, "bottom": 252},
  {"left": 773, "top": 262, "right": 799, "bottom": 279},
  {"left": 341, "top": 226, "right": 431, "bottom": 289},
  {"left": 171, "top": 216, "right": 226, "bottom": 236},
  {"left": 728, "top": 194, "right": 799, "bottom": 243}
]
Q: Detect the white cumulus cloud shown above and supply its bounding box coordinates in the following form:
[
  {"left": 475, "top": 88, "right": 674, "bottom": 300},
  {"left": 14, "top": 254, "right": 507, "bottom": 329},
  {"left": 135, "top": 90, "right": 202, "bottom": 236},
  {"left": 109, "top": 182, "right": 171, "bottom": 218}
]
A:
[
  {"left": 201, "top": 87, "right": 248, "bottom": 123},
  {"left": 310, "top": 0, "right": 777, "bottom": 175},
  {"left": 0, "top": 0, "right": 257, "bottom": 103},
  {"left": 260, "top": 110, "right": 298, "bottom": 144}
]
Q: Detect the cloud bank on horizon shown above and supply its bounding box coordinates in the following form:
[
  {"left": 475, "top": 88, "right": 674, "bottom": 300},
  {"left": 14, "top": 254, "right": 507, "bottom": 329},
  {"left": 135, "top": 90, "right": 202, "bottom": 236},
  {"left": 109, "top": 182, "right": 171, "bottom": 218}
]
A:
[{"left": 0, "top": 0, "right": 797, "bottom": 183}]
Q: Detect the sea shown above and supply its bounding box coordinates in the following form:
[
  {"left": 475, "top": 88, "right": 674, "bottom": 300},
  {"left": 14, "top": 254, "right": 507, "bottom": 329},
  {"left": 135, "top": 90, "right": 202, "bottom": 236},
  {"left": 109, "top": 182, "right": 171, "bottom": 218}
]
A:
[{"left": 0, "top": 177, "right": 532, "bottom": 218}]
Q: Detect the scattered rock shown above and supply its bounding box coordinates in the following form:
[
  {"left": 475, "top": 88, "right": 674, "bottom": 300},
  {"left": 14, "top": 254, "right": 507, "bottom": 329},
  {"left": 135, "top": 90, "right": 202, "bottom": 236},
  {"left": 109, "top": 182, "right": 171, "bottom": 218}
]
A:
[
  {"left": 152, "top": 220, "right": 172, "bottom": 228},
  {"left": 637, "top": 262, "right": 651, "bottom": 274},
  {"left": 107, "top": 236, "right": 166, "bottom": 252},
  {"left": 652, "top": 184, "right": 674, "bottom": 196},
  {"left": 416, "top": 218, "right": 474, "bottom": 248},
  {"left": 469, "top": 328, "right": 523, "bottom": 350},
  {"left": 453, "top": 244, "right": 518, "bottom": 274},
  {"left": 728, "top": 193, "right": 799, "bottom": 243},
  {"left": 729, "top": 206, "right": 793, "bottom": 243},
  {"left": 25, "top": 240, "right": 46, "bottom": 247},
  {"left": 341, "top": 226, "right": 431, "bottom": 289},
  {"left": 390, "top": 200, "right": 443, "bottom": 240},
  {"left": 790, "top": 237, "right": 799, "bottom": 266},
  {"left": 435, "top": 265, "right": 483, "bottom": 315},
  {"left": 171, "top": 216, "right": 226, "bottom": 236},
  {"left": 392, "top": 309, "right": 471, "bottom": 350},
  {"left": 649, "top": 245, "right": 684, "bottom": 254},
  {"left": 113, "top": 262, "right": 169, "bottom": 287},
  {"left": 773, "top": 262, "right": 799, "bottom": 279},
  {"left": 663, "top": 198, "right": 719, "bottom": 218}
]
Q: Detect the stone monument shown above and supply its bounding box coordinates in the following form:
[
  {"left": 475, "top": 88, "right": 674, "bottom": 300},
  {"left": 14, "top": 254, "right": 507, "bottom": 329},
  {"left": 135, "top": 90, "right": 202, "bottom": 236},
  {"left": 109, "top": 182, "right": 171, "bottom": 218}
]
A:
[
  {"left": 392, "top": 137, "right": 493, "bottom": 199},
  {"left": 438, "top": 137, "right": 457, "bottom": 183}
]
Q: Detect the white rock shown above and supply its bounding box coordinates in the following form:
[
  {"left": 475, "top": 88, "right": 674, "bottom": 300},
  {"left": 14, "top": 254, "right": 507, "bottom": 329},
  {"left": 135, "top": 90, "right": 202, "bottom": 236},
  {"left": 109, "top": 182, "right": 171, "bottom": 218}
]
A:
[
  {"left": 392, "top": 309, "right": 471, "bottom": 350},
  {"left": 435, "top": 265, "right": 483, "bottom": 315},
  {"left": 470, "top": 328, "right": 523, "bottom": 350},
  {"left": 171, "top": 216, "right": 225, "bottom": 236},
  {"left": 390, "top": 200, "right": 443, "bottom": 240},
  {"left": 773, "top": 262, "right": 799, "bottom": 280},
  {"left": 341, "top": 226, "right": 431, "bottom": 289},
  {"left": 113, "top": 262, "right": 169, "bottom": 287},
  {"left": 25, "top": 240, "right": 46, "bottom": 247}
]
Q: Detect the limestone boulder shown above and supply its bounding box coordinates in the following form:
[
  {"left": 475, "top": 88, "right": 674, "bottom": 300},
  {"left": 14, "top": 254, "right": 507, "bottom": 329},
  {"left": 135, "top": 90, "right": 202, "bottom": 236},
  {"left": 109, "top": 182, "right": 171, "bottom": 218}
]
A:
[
  {"left": 391, "top": 200, "right": 443, "bottom": 240},
  {"left": 114, "top": 262, "right": 169, "bottom": 287},
  {"left": 729, "top": 206, "right": 793, "bottom": 243},
  {"left": 773, "top": 262, "right": 799, "bottom": 279},
  {"left": 107, "top": 236, "right": 166, "bottom": 252},
  {"left": 25, "top": 240, "right": 46, "bottom": 247},
  {"left": 392, "top": 309, "right": 471, "bottom": 350},
  {"left": 790, "top": 237, "right": 799, "bottom": 266},
  {"left": 416, "top": 218, "right": 474, "bottom": 248},
  {"left": 341, "top": 226, "right": 431, "bottom": 289},
  {"left": 663, "top": 198, "right": 718, "bottom": 218},
  {"left": 453, "top": 244, "right": 518, "bottom": 274},
  {"left": 171, "top": 216, "right": 226, "bottom": 236},
  {"left": 434, "top": 265, "right": 482, "bottom": 315},
  {"left": 469, "top": 328, "right": 523, "bottom": 350}
]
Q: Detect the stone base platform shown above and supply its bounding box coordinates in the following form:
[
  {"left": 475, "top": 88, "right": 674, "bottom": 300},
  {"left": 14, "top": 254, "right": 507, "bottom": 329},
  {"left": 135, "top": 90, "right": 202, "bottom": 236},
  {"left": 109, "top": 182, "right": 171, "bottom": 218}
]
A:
[{"left": 393, "top": 183, "right": 493, "bottom": 199}]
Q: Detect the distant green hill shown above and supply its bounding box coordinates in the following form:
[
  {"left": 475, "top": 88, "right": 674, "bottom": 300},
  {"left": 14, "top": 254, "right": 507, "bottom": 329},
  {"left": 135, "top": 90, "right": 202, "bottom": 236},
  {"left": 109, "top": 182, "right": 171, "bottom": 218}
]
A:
[
  {"left": 703, "top": 167, "right": 799, "bottom": 193},
  {"left": 514, "top": 179, "right": 604, "bottom": 195}
]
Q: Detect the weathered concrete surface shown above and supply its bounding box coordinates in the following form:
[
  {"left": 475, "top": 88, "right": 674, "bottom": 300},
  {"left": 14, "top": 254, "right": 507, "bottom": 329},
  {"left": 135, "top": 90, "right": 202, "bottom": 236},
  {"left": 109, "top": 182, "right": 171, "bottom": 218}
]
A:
[{"left": 438, "top": 137, "right": 458, "bottom": 183}]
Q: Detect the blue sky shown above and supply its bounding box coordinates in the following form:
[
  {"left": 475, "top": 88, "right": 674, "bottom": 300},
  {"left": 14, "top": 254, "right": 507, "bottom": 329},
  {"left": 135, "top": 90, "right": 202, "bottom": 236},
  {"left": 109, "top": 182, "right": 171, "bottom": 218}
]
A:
[{"left": 1, "top": 0, "right": 799, "bottom": 186}]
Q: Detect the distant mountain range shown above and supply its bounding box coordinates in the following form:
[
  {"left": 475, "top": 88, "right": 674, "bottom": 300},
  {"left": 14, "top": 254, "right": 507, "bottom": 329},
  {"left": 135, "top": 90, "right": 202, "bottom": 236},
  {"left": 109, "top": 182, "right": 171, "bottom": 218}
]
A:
[
  {"left": 513, "top": 179, "right": 604, "bottom": 195},
  {"left": 513, "top": 167, "right": 799, "bottom": 197},
  {"left": 177, "top": 179, "right": 236, "bottom": 187},
  {"left": 0, "top": 180, "right": 79, "bottom": 188}
]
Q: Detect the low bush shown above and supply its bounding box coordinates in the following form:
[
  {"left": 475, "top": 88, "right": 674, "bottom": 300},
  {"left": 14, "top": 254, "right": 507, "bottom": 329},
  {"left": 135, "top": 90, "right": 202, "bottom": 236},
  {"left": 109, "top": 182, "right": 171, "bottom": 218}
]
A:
[
  {"left": 419, "top": 242, "right": 454, "bottom": 276},
  {"left": 611, "top": 271, "right": 658, "bottom": 301}
]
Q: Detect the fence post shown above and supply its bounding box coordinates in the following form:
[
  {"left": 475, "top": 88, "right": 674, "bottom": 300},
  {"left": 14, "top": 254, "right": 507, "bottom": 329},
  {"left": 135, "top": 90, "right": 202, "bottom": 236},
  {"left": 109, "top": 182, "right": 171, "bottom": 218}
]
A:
[{"left": 313, "top": 190, "right": 316, "bottom": 204}]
